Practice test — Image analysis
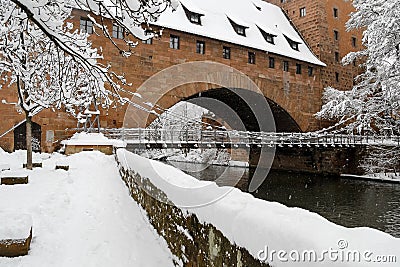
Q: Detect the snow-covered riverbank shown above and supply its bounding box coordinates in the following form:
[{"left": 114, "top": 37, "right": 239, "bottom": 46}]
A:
[{"left": 0, "top": 149, "right": 175, "bottom": 267}]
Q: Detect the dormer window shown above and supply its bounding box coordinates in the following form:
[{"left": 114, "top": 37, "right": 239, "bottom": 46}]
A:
[
  {"left": 236, "top": 26, "right": 245, "bottom": 36},
  {"left": 182, "top": 4, "right": 203, "bottom": 25},
  {"left": 284, "top": 35, "right": 300, "bottom": 51},
  {"left": 290, "top": 42, "right": 299, "bottom": 50},
  {"left": 190, "top": 13, "right": 200, "bottom": 24},
  {"left": 266, "top": 35, "right": 273, "bottom": 43},
  {"left": 257, "top": 26, "right": 276, "bottom": 44},
  {"left": 228, "top": 17, "right": 248, "bottom": 37}
]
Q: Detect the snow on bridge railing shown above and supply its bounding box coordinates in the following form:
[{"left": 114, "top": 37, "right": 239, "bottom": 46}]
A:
[{"left": 100, "top": 128, "right": 400, "bottom": 147}]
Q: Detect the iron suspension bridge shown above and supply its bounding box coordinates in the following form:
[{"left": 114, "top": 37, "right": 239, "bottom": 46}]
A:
[{"left": 101, "top": 128, "right": 400, "bottom": 149}]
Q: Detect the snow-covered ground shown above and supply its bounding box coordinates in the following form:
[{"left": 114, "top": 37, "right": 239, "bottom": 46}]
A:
[
  {"left": 2, "top": 144, "right": 400, "bottom": 267},
  {"left": 0, "top": 149, "right": 175, "bottom": 267}
]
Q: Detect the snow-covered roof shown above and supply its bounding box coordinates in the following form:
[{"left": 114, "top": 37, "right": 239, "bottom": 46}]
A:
[
  {"left": 153, "top": 0, "right": 325, "bottom": 66},
  {"left": 179, "top": 0, "right": 205, "bottom": 15},
  {"left": 60, "top": 132, "right": 126, "bottom": 147}
]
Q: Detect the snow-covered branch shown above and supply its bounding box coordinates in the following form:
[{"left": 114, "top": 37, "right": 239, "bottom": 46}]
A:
[{"left": 0, "top": 0, "right": 178, "bottom": 116}]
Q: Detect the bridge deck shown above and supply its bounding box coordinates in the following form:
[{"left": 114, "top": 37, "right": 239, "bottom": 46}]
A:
[{"left": 101, "top": 128, "right": 400, "bottom": 149}]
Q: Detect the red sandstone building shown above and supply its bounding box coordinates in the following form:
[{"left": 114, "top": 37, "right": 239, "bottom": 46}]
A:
[{"left": 0, "top": 0, "right": 362, "bottom": 152}]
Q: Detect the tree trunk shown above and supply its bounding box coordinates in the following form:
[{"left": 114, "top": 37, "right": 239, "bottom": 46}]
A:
[{"left": 26, "top": 113, "right": 33, "bottom": 170}]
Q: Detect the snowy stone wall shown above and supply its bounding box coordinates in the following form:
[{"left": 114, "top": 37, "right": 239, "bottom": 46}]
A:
[{"left": 115, "top": 154, "right": 269, "bottom": 267}]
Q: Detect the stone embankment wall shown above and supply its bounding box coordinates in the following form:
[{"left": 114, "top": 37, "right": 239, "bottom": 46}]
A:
[
  {"left": 115, "top": 152, "right": 270, "bottom": 267},
  {"left": 250, "top": 145, "right": 366, "bottom": 175}
]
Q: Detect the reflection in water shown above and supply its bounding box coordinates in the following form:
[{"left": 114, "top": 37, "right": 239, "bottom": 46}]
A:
[{"left": 166, "top": 161, "right": 400, "bottom": 238}]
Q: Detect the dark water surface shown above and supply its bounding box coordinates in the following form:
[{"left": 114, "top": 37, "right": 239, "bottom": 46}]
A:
[{"left": 167, "top": 161, "right": 400, "bottom": 238}]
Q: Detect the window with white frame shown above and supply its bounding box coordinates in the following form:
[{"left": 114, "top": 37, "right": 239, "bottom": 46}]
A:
[
  {"left": 283, "top": 61, "right": 289, "bottom": 72},
  {"left": 142, "top": 38, "right": 153, "bottom": 45},
  {"left": 112, "top": 24, "right": 124, "bottom": 39},
  {"left": 196, "top": 41, "right": 205, "bottom": 54},
  {"left": 223, "top": 46, "right": 231, "bottom": 59},
  {"left": 269, "top": 57, "right": 275, "bottom": 68},
  {"left": 248, "top": 52, "right": 256, "bottom": 64},
  {"left": 80, "top": 18, "right": 93, "bottom": 34},
  {"left": 300, "top": 7, "right": 306, "bottom": 17},
  {"left": 170, "top": 35, "right": 180, "bottom": 49}
]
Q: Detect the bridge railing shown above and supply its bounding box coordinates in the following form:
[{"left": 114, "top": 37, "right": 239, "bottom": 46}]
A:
[{"left": 101, "top": 128, "right": 400, "bottom": 147}]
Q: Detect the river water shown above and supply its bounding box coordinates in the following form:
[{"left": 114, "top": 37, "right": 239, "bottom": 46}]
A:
[{"left": 166, "top": 161, "right": 400, "bottom": 238}]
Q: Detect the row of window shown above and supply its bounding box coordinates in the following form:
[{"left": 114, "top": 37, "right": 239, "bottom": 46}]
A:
[
  {"left": 180, "top": 4, "right": 301, "bottom": 51},
  {"left": 81, "top": 18, "right": 123, "bottom": 38},
  {"left": 80, "top": 14, "right": 301, "bottom": 52},
  {"left": 333, "top": 30, "right": 357, "bottom": 47},
  {"left": 170, "top": 35, "right": 314, "bottom": 76},
  {"left": 283, "top": 5, "right": 357, "bottom": 48},
  {"left": 297, "top": 6, "right": 340, "bottom": 19},
  {"left": 79, "top": 18, "right": 314, "bottom": 76},
  {"left": 80, "top": 18, "right": 156, "bottom": 44}
]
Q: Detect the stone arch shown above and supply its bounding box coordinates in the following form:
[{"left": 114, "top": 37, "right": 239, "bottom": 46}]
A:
[
  {"left": 184, "top": 88, "right": 301, "bottom": 133},
  {"left": 123, "top": 61, "right": 301, "bottom": 133}
]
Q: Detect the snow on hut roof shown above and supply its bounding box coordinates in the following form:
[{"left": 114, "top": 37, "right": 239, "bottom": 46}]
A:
[{"left": 153, "top": 0, "right": 325, "bottom": 66}]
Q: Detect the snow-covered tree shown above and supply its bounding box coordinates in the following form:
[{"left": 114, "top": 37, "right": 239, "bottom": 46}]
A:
[
  {"left": 316, "top": 0, "right": 400, "bottom": 173},
  {"left": 360, "top": 146, "right": 399, "bottom": 174},
  {"left": 0, "top": 0, "right": 177, "bottom": 169},
  {"left": 8, "top": 0, "right": 178, "bottom": 60},
  {"left": 0, "top": 5, "right": 104, "bottom": 168},
  {"left": 317, "top": 0, "right": 400, "bottom": 134}
]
